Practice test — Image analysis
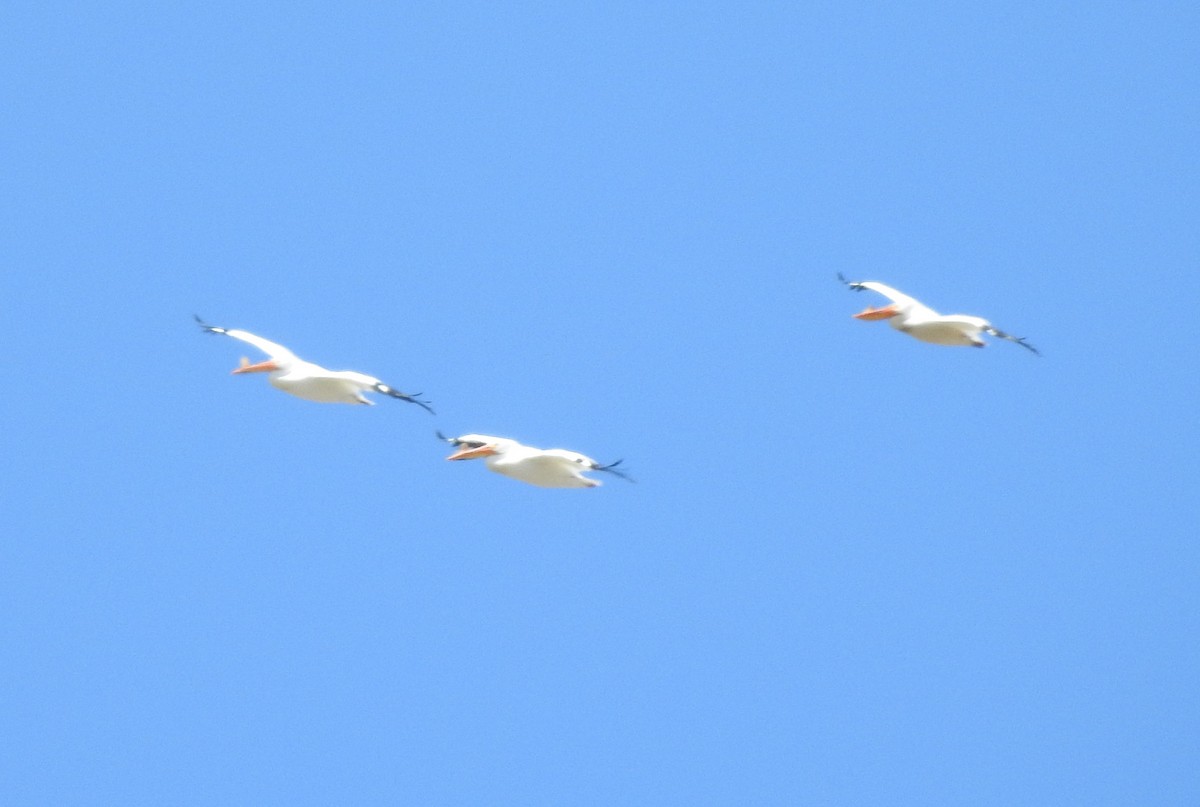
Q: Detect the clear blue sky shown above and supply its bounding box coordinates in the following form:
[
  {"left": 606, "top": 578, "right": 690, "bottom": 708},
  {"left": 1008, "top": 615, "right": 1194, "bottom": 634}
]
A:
[{"left": 3, "top": 2, "right": 1197, "bottom": 804}]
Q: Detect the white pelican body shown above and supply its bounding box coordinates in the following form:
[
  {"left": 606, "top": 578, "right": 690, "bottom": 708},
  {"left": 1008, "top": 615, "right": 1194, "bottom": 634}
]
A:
[
  {"left": 196, "top": 317, "right": 433, "bottom": 411},
  {"left": 837, "top": 276, "right": 1039, "bottom": 354},
  {"left": 439, "top": 433, "right": 632, "bottom": 489}
]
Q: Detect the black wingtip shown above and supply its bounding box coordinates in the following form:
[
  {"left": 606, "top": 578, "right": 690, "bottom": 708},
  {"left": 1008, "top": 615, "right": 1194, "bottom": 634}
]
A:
[
  {"left": 406, "top": 395, "right": 436, "bottom": 415},
  {"left": 375, "top": 383, "right": 435, "bottom": 414},
  {"left": 435, "top": 430, "right": 458, "bottom": 444},
  {"left": 991, "top": 327, "right": 1041, "bottom": 356},
  {"left": 194, "top": 314, "right": 220, "bottom": 334},
  {"left": 596, "top": 459, "right": 635, "bottom": 483},
  {"left": 837, "top": 272, "right": 863, "bottom": 291}
]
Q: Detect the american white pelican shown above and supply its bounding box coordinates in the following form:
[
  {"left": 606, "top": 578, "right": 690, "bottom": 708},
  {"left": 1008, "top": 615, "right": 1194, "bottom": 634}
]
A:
[
  {"left": 196, "top": 316, "right": 434, "bottom": 411},
  {"left": 437, "top": 432, "right": 633, "bottom": 488},
  {"left": 837, "top": 274, "right": 1040, "bottom": 354}
]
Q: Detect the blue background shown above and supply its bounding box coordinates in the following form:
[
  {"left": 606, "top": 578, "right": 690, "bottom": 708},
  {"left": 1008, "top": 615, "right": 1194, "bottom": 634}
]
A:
[{"left": 3, "top": 2, "right": 1197, "bottom": 804}]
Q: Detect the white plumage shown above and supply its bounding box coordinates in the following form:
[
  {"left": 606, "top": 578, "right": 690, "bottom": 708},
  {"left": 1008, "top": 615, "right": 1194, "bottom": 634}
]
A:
[
  {"left": 837, "top": 275, "right": 1039, "bottom": 354},
  {"left": 438, "top": 433, "right": 633, "bottom": 489},
  {"left": 196, "top": 316, "right": 433, "bottom": 411}
]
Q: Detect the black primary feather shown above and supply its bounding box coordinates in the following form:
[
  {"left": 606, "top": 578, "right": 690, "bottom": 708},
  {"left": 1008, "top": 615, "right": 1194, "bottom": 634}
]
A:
[
  {"left": 194, "top": 314, "right": 226, "bottom": 335},
  {"left": 837, "top": 273, "right": 865, "bottom": 292},
  {"left": 986, "top": 327, "right": 1041, "bottom": 357},
  {"left": 594, "top": 459, "right": 635, "bottom": 483},
  {"left": 374, "top": 383, "right": 435, "bottom": 414}
]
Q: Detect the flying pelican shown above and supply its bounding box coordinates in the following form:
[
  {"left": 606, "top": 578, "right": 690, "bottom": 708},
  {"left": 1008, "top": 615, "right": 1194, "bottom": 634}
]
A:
[
  {"left": 837, "top": 274, "right": 1040, "bottom": 354},
  {"left": 195, "top": 316, "right": 434, "bottom": 411},
  {"left": 437, "top": 432, "right": 633, "bottom": 488}
]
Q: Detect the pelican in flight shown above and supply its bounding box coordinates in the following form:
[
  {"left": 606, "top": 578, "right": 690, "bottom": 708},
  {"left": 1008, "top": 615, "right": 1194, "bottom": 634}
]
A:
[
  {"left": 837, "top": 275, "right": 1039, "bottom": 354},
  {"left": 195, "top": 316, "right": 434, "bottom": 411},
  {"left": 437, "top": 432, "right": 633, "bottom": 488}
]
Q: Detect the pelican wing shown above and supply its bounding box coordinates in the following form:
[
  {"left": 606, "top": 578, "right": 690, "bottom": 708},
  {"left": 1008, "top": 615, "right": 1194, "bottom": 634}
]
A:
[
  {"left": 195, "top": 316, "right": 299, "bottom": 362},
  {"left": 837, "top": 276, "right": 939, "bottom": 317}
]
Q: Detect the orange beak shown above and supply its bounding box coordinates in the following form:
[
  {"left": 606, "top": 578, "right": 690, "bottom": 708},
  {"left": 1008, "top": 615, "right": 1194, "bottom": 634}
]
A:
[
  {"left": 446, "top": 445, "right": 497, "bottom": 461},
  {"left": 231, "top": 357, "right": 280, "bottom": 375},
  {"left": 853, "top": 305, "right": 900, "bottom": 321}
]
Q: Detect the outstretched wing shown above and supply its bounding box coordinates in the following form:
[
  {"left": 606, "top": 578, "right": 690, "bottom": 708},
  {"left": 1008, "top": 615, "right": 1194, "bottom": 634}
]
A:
[
  {"left": 837, "top": 275, "right": 938, "bottom": 317},
  {"left": 194, "top": 315, "right": 300, "bottom": 362}
]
